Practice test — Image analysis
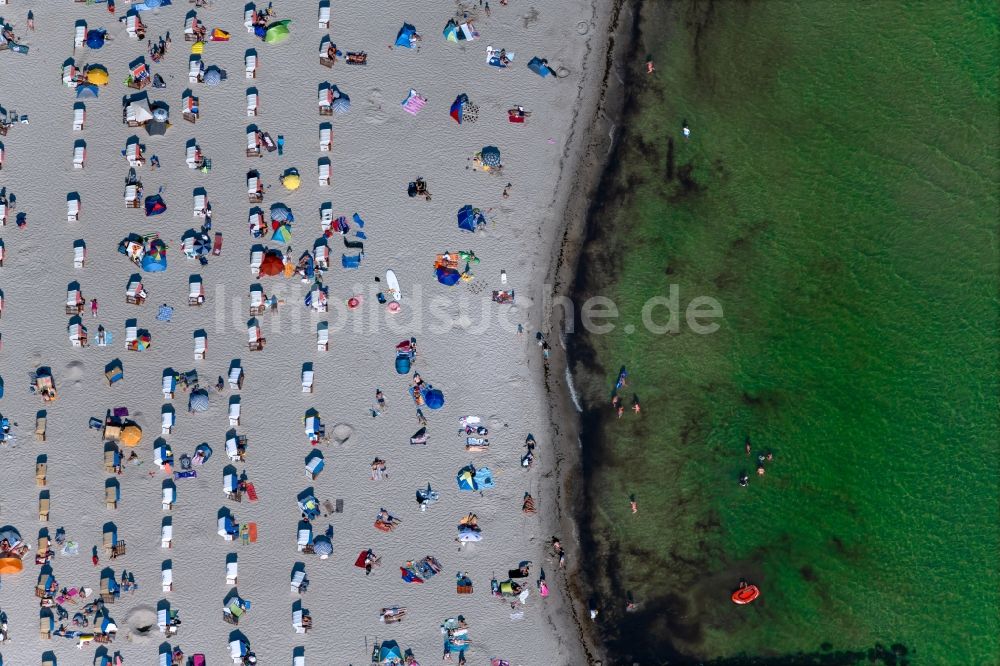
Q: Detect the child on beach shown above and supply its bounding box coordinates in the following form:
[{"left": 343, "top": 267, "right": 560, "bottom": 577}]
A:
[{"left": 90, "top": 299, "right": 99, "bottom": 317}]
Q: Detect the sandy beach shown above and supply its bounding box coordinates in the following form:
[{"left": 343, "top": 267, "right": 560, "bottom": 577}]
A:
[{"left": 0, "top": 0, "right": 613, "bottom": 664}]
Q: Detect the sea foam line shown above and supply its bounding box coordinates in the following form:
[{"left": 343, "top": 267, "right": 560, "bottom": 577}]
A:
[{"left": 565, "top": 367, "right": 584, "bottom": 413}]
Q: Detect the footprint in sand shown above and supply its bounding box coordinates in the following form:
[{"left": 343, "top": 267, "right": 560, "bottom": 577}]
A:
[{"left": 365, "top": 88, "right": 389, "bottom": 125}]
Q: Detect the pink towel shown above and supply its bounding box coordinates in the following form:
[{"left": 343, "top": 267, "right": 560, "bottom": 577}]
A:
[{"left": 402, "top": 90, "right": 427, "bottom": 115}]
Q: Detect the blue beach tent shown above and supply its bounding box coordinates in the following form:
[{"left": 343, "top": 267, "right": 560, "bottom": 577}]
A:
[
  {"left": 395, "top": 24, "right": 417, "bottom": 48},
  {"left": 527, "top": 57, "right": 552, "bottom": 77}
]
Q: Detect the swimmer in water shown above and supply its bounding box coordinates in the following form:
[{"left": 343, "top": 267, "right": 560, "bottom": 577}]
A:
[
  {"left": 682, "top": 119, "right": 691, "bottom": 139},
  {"left": 739, "top": 471, "right": 749, "bottom": 487}
]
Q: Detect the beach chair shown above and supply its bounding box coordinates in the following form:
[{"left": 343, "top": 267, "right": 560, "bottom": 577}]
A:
[
  {"left": 226, "top": 433, "right": 247, "bottom": 462},
  {"left": 63, "top": 63, "right": 80, "bottom": 88},
  {"left": 247, "top": 129, "right": 261, "bottom": 157},
  {"left": 194, "top": 332, "right": 207, "bottom": 360},
  {"left": 163, "top": 373, "right": 176, "bottom": 399},
  {"left": 73, "top": 106, "right": 86, "bottom": 131},
  {"left": 161, "top": 522, "right": 173, "bottom": 548},
  {"left": 188, "top": 275, "right": 205, "bottom": 305},
  {"left": 128, "top": 62, "right": 151, "bottom": 89},
  {"left": 124, "top": 184, "right": 141, "bottom": 208},
  {"left": 320, "top": 205, "right": 333, "bottom": 231},
  {"left": 74, "top": 23, "right": 86, "bottom": 51},
  {"left": 38, "top": 493, "right": 50, "bottom": 521},
  {"left": 248, "top": 320, "right": 265, "bottom": 351},
  {"left": 244, "top": 8, "right": 255, "bottom": 33},
  {"left": 292, "top": 608, "right": 309, "bottom": 634},
  {"left": 125, "top": 141, "right": 144, "bottom": 166},
  {"left": 40, "top": 614, "right": 53, "bottom": 639},
  {"left": 297, "top": 526, "right": 313, "bottom": 552},
  {"left": 186, "top": 144, "right": 202, "bottom": 169},
  {"left": 313, "top": 242, "right": 330, "bottom": 270},
  {"left": 319, "top": 125, "right": 332, "bottom": 152},
  {"left": 189, "top": 58, "right": 204, "bottom": 83},
  {"left": 126, "top": 277, "right": 145, "bottom": 304},
  {"left": 293, "top": 654, "right": 305, "bottom": 666},
  {"left": 250, "top": 247, "right": 263, "bottom": 276},
  {"left": 318, "top": 160, "right": 331, "bottom": 187},
  {"left": 162, "top": 485, "right": 176, "bottom": 510},
  {"left": 229, "top": 363, "right": 245, "bottom": 389},
  {"left": 125, "top": 324, "right": 138, "bottom": 350},
  {"left": 290, "top": 569, "right": 306, "bottom": 593},
  {"left": 319, "top": 37, "right": 334, "bottom": 67},
  {"left": 247, "top": 173, "right": 263, "bottom": 202},
  {"left": 162, "top": 565, "right": 173, "bottom": 592},
  {"left": 66, "top": 286, "right": 84, "bottom": 314},
  {"left": 184, "top": 16, "right": 200, "bottom": 41},
  {"left": 302, "top": 368, "right": 314, "bottom": 393},
  {"left": 0, "top": 142, "right": 4, "bottom": 170},
  {"left": 229, "top": 399, "right": 242, "bottom": 426},
  {"left": 226, "top": 559, "right": 239, "bottom": 585},
  {"left": 182, "top": 93, "right": 199, "bottom": 123},
  {"left": 125, "top": 14, "right": 145, "bottom": 40},
  {"left": 193, "top": 193, "right": 208, "bottom": 218},
  {"left": 317, "top": 323, "right": 329, "bottom": 351},
  {"left": 67, "top": 196, "right": 81, "bottom": 222},
  {"left": 245, "top": 53, "right": 258, "bottom": 79},
  {"left": 36, "top": 414, "right": 47, "bottom": 441},
  {"left": 318, "top": 87, "right": 333, "bottom": 115},
  {"left": 69, "top": 321, "right": 88, "bottom": 347},
  {"left": 161, "top": 409, "right": 175, "bottom": 435},
  {"left": 247, "top": 90, "right": 259, "bottom": 117},
  {"left": 73, "top": 144, "right": 86, "bottom": 169},
  {"left": 0, "top": 202, "right": 6, "bottom": 227},
  {"left": 36, "top": 460, "right": 47, "bottom": 486},
  {"left": 0, "top": 239, "right": 5, "bottom": 267},
  {"left": 73, "top": 241, "right": 87, "bottom": 268},
  {"left": 249, "top": 285, "right": 266, "bottom": 315},
  {"left": 319, "top": 2, "right": 331, "bottom": 29}
]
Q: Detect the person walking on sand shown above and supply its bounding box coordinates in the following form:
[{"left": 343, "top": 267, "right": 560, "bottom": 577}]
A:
[
  {"left": 375, "top": 389, "right": 386, "bottom": 412},
  {"left": 277, "top": 135, "right": 284, "bottom": 156},
  {"left": 90, "top": 298, "right": 99, "bottom": 317},
  {"left": 27, "top": 11, "right": 35, "bottom": 31},
  {"left": 92, "top": 546, "right": 99, "bottom": 566},
  {"left": 630, "top": 494, "right": 638, "bottom": 514}
]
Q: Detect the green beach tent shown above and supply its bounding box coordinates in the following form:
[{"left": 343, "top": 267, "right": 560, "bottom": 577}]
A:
[{"left": 264, "top": 21, "right": 291, "bottom": 44}]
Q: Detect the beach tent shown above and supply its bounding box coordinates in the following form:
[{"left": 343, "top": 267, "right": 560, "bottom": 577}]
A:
[
  {"left": 126, "top": 100, "right": 154, "bottom": 125},
  {"left": 481, "top": 146, "right": 501, "bottom": 167},
  {"left": 457, "top": 464, "right": 494, "bottom": 491},
  {"left": 395, "top": 24, "right": 417, "bottom": 48},
  {"left": 332, "top": 89, "right": 350, "bottom": 114},
  {"left": 76, "top": 84, "right": 99, "bottom": 99},
  {"left": 450, "top": 94, "right": 469, "bottom": 124},
  {"left": 86, "top": 30, "right": 107, "bottom": 50},
  {"left": 259, "top": 251, "right": 284, "bottom": 277},
  {"left": 265, "top": 21, "right": 291, "bottom": 44},
  {"left": 443, "top": 19, "right": 478, "bottom": 42},
  {"left": 424, "top": 388, "right": 445, "bottom": 409},
  {"left": 457, "top": 205, "right": 485, "bottom": 232},
  {"left": 378, "top": 641, "right": 403, "bottom": 664}
]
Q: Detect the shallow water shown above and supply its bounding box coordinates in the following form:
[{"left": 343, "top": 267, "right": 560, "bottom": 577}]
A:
[{"left": 572, "top": 1, "right": 999, "bottom": 663}]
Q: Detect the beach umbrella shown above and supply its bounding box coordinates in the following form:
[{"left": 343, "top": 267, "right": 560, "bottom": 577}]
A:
[
  {"left": 456, "top": 466, "right": 476, "bottom": 491},
  {"left": 136, "top": 332, "right": 151, "bottom": 351},
  {"left": 271, "top": 224, "right": 292, "bottom": 244},
  {"left": 85, "top": 67, "right": 109, "bottom": 85},
  {"left": 86, "top": 30, "right": 107, "bottom": 49},
  {"left": 188, "top": 390, "right": 209, "bottom": 412},
  {"left": 481, "top": 146, "right": 501, "bottom": 167},
  {"left": 141, "top": 254, "right": 167, "bottom": 272},
  {"left": 457, "top": 527, "right": 482, "bottom": 542},
  {"left": 281, "top": 172, "right": 301, "bottom": 191},
  {"left": 203, "top": 68, "right": 222, "bottom": 86},
  {"left": 332, "top": 91, "right": 350, "bottom": 114},
  {"left": 76, "top": 84, "right": 99, "bottom": 99},
  {"left": 270, "top": 204, "right": 291, "bottom": 222},
  {"left": 120, "top": 424, "right": 142, "bottom": 447},
  {"left": 259, "top": 252, "right": 284, "bottom": 276},
  {"left": 193, "top": 234, "right": 211, "bottom": 256},
  {"left": 424, "top": 388, "right": 445, "bottom": 410},
  {"left": 152, "top": 107, "right": 168, "bottom": 122},
  {"left": 313, "top": 538, "right": 332, "bottom": 558},
  {"left": 264, "top": 21, "right": 291, "bottom": 44},
  {"left": 0, "top": 557, "right": 23, "bottom": 575}
]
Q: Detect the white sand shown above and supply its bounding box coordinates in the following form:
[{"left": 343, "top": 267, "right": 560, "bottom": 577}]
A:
[{"left": 0, "top": 1, "right": 608, "bottom": 663}]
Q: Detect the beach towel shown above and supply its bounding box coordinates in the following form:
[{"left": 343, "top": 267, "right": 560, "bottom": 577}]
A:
[
  {"left": 157, "top": 305, "right": 173, "bottom": 321},
  {"left": 401, "top": 89, "right": 427, "bottom": 115},
  {"left": 352, "top": 212, "right": 366, "bottom": 228}
]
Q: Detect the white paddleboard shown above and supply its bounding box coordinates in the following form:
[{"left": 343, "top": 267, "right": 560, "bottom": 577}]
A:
[{"left": 386, "top": 270, "right": 401, "bottom": 302}]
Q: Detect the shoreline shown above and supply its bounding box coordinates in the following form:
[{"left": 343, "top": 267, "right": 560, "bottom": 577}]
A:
[{"left": 536, "top": 0, "right": 636, "bottom": 663}]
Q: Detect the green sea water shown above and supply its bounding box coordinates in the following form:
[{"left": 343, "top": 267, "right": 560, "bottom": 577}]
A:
[{"left": 573, "top": 1, "right": 999, "bottom": 663}]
